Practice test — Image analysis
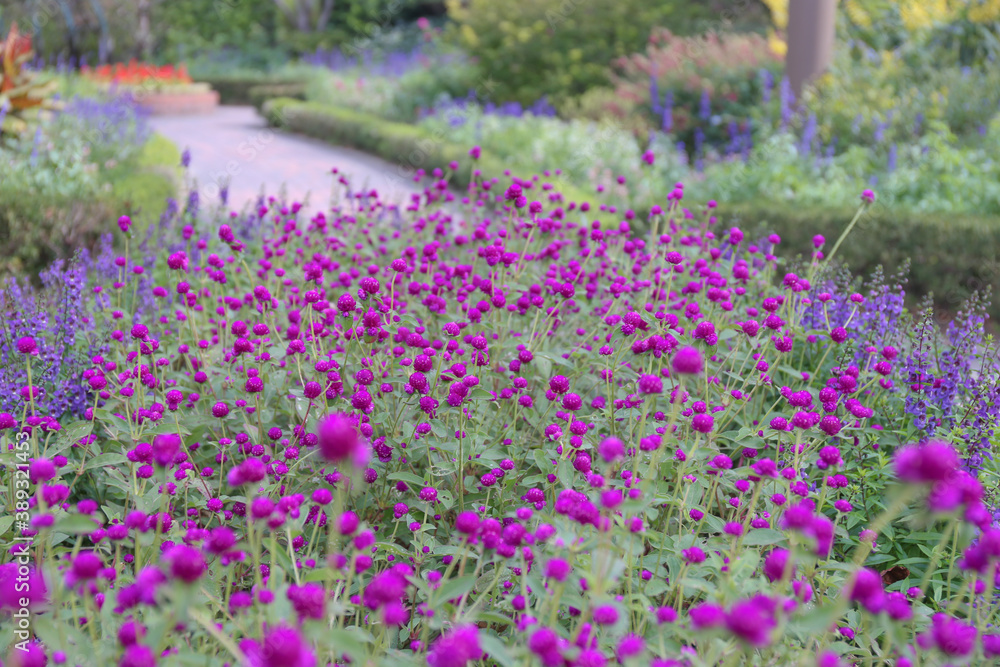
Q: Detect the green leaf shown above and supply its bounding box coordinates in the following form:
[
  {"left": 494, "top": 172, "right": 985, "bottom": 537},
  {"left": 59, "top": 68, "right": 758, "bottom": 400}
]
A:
[
  {"left": 434, "top": 574, "right": 477, "bottom": 604},
  {"left": 791, "top": 604, "right": 842, "bottom": 635},
  {"left": 53, "top": 515, "right": 100, "bottom": 535},
  {"left": 82, "top": 453, "right": 129, "bottom": 471},
  {"left": 741, "top": 529, "right": 787, "bottom": 547},
  {"left": 388, "top": 471, "right": 426, "bottom": 487},
  {"left": 479, "top": 633, "right": 515, "bottom": 667},
  {"left": 643, "top": 578, "right": 669, "bottom": 597},
  {"left": 325, "top": 627, "right": 373, "bottom": 662},
  {"left": 50, "top": 420, "right": 93, "bottom": 454}
]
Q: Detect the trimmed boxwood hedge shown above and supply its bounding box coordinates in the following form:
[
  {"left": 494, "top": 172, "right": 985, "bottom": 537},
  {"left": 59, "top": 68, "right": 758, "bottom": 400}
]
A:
[
  {"left": 725, "top": 200, "right": 1000, "bottom": 320},
  {"left": 261, "top": 98, "right": 596, "bottom": 210},
  {"left": 196, "top": 75, "right": 310, "bottom": 105},
  {"left": 249, "top": 83, "right": 308, "bottom": 112}
]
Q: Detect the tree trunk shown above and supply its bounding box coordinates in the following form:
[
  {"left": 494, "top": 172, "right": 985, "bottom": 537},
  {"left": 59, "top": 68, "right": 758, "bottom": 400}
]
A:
[
  {"left": 296, "top": 0, "right": 310, "bottom": 33},
  {"left": 786, "top": 0, "right": 837, "bottom": 99},
  {"left": 316, "top": 0, "right": 334, "bottom": 32},
  {"left": 136, "top": 0, "right": 152, "bottom": 60}
]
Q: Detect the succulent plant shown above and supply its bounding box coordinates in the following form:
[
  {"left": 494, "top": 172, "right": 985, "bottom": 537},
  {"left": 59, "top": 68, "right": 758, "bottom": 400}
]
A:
[{"left": 0, "top": 23, "right": 61, "bottom": 136}]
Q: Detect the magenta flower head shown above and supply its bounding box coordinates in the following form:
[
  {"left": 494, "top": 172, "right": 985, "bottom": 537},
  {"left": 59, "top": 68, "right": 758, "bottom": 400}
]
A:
[
  {"left": 151, "top": 434, "right": 182, "bottom": 468},
  {"left": 846, "top": 567, "right": 885, "bottom": 613},
  {"left": 762, "top": 549, "right": 792, "bottom": 583},
  {"left": 16, "top": 336, "right": 37, "bottom": 355},
  {"left": 469, "top": 146, "right": 481, "bottom": 160},
  {"left": 637, "top": 374, "right": 662, "bottom": 394},
  {"left": 725, "top": 598, "right": 774, "bottom": 647},
  {"left": 28, "top": 458, "right": 56, "bottom": 483},
  {"left": 544, "top": 558, "right": 571, "bottom": 582},
  {"left": 65, "top": 551, "right": 103, "bottom": 587},
  {"left": 682, "top": 546, "right": 706, "bottom": 564},
  {"left": 930, "top": 612, "right": 977, "bottom": 656},
  {"left": 861, "top": 189, "right": 875, "bottom": 204},
  {"left": 317, "top": 414, "right": 365, "bottom": 464},
  {"left": 689, "top": 603, "right": 725, "bottom": 629},
  {"left": 241, "top": 625, "right": 316, "bottom": 667},
  {"left": 672, "top": 346, "right": 703, "bottom": 375},
  {"left": 167, "top": 544, "right": 206, "bottom": 583},
  {"left": 427, "top": 624, "right": 483, "bottom": 667},
  {"left": 597, "top": 437, "right": 625, "bottom": 463},
  {"left": 893, "top": 440, "right": 959, "bottom": 484},
  {"left": 167, "top": 252, "right": 189, "bottom": 271},
  {"left": 118, "top": 215, "right": 131, "bottom": 233},
  {"left": 0, "top": 562, "right": 47, "bottom": 611}
]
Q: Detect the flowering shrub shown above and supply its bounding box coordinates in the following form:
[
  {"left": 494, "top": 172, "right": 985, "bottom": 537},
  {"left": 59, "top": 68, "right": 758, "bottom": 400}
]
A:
[
  {"left": 0, "top": 88, "right": 166, "bottom": 276},
  {"left": 1, "top": 155, "right": 999, "bottom": 667},
  {"left": 608, "top": 29, "right": 782, "bottom": 160},
  {"left": 0, "top": 24, "right": 61, "bottom": 136},
  {"left": 81, "top": 62, "right": 193, "bottom": 88}
]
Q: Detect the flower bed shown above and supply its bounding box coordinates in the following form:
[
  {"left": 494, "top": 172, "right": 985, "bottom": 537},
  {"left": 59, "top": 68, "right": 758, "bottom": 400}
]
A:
[
  {"left": 81, "top": 62, "right": 219, "bottom": 115},
  {"left": 133, "top": 87, "right": 220, "bottom": 116},
  {"left": 0, "top": 155, "right": 998, "bottom": 667},
  {"left": 262, "top": 97, "right": 1000, "bottom": 321}
]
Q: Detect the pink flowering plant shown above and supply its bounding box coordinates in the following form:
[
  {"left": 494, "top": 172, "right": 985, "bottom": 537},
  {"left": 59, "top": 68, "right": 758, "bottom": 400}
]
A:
[{"left": 0, "top": 154, "right": 999, "bottom": 667}]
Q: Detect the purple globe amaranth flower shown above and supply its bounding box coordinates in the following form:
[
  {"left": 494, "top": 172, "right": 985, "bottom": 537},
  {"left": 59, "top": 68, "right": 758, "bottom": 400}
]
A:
[
  {"left": 763, "top": 549, "right": 792, "bottom": 583},
  {"left": 672, "top": 346, "right": 703, "bottom": 375},
  {"left": 983, "top": 634, "right": 1000, "bottom": 657},
  {"left": 682, "top": 546, "right": 706, "bottom": 564},
  {"left": 846, "top": 567, "right": 885, "bottom": 613},
  {"left": 691, "top": 413, "right": 714, "bottom": 433},
  {"left": 288, "top": 582, "right": 328, "bottom": 619},
  {"left": 930, "top": 613, "right": 977, "bottom": 656},
  {"left": 16, "top": 336, "right": 37, "bottom": 355},
  {"left": 592, "top": 604, "right": 619, "bottom": 625},
  {"left": 455, "top": 511, "right": 480, "bottom": 536},
  {"left": 151, "top": 433, "right": 181, "bottom": 468},
  {"left": 689, "top": 603, "right": 725, "bottom": 629},
  {"left": 597, "top": 437, "right": 624, "bottom": 463},
  {"left": 317, "top": 414, "right": 365, "bottom": 464},
  {"left": 637, "top": 374, "right": 662, "bottom": 394},
  {"left": 545, "top": 558, "right": 571, "bottom": 582},
  {"left": 0, "top": 562, "right": 47, "bottom": 611},
  {"left": 725, "top": 598, "right": 775, "bottom": 647},
  {"left": 241, "top": 625, "right": 316, "bottom": 667},
  {"left": 119, "top": 644, "right": 157, "bottom": 667},
  {"left": 17, "top": 643, "right": 50, "bottom": 667},
  {"left": 167, "top": 545, "right": 206, "bottom": 583},
  {"left": 427, "top": 624, "right": 483, "bottom": 667},
  {"left": 893, "top": 440, "right": 959, "bottom": 484}
]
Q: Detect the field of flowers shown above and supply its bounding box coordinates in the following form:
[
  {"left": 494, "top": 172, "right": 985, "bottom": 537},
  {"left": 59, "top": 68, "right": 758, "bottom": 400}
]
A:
[{"left": 1, "top": 140, "right": 999, "bottom": 667}]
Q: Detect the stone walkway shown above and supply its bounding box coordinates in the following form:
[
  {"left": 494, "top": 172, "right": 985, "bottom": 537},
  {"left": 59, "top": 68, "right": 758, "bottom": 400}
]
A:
[{"left": 148, "top": 106, "right": 419, "bottom": 214}]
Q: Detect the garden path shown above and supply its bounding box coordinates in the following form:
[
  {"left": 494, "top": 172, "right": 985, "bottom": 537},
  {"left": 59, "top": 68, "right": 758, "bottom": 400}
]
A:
[{"left": 148, "top": 106, "right": 419, "bottom": 214}]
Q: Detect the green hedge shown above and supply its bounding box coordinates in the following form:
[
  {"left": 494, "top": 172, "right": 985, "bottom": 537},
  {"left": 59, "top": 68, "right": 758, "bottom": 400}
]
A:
[
  {"left": 0, "top": 133, "right": 180, "bottom": 278},
  {"left": 249, "top": 83, "right": 308, "bottom": 112},
  {"left": 725, "top": 200, "right": 1000, "bottom": 320},
  {"left": 196, "top": 75, "right": 310, "bottom": 105},
  {"left": 262, "top": 98, "right": 595, "bottom": 209}
]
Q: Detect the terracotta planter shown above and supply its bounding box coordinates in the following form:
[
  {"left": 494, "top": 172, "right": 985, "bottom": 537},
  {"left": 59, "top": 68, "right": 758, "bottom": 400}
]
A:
[{"left": 135, "top": 90, "right": 220, "bottom": 115}]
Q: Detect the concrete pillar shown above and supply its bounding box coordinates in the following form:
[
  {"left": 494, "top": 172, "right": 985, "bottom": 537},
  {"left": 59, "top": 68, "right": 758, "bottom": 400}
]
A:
[{"left": 786, "top": 0, "right": 838, "bottom": 99}]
